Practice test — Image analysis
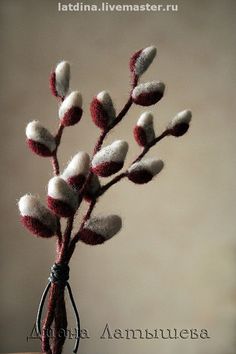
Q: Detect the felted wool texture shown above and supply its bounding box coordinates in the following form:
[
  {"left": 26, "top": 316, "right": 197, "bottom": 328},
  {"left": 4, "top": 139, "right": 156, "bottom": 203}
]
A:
[
  {"left": 62, "top": 152, "right": 90, "bottom": 187},
  {"left": 92, "top": 140, "right": 129, "bottom": 177},
  {"left": 129, "top": 158, "right": 164, "bottom": 175},
  {"left": 21, "top": 216, "right": 55, "bottom": 238},
  {"left": 134, "top": 112, "right": 155, "bottom": 146},
  {"left": 55, "top": 61, "right": 70, "bottom": 98},
  {"left": 92, "top": 140, "right": 128, "bottom": 166},
  {"left": 47, "top": 176, "right": 78, "bottom": 211},
  {"left": 84, "top": 174, "right": 101, "bottom": 201},
  {"left": 168, "top": 110, "right": 192, "bottom": 137},
  {"left": 129, "top": 49, "right": 142, "bottom": 73},
  {"left": 97, "top": 91, "right": 116, "bottom": 120},
  {"left": 90, "top": 91, "right": 116, "bottom": 129},
  {"left": 18, "top": 194, "right": 57, "bottom": 231},
  {"left": 59, "top": 91, "right": 83, "bottom": 126},
  {"left": 27, "top": 140, "right": 54, "bottom": 157},
  {"left": 26, "top": 121, "right": 56, "bottom": 152},
  {"left": 50, "top": 72, "right": 57, "bottom": 97},
  {"left": 132, "top": 46, "right": 157, "bottom": 78},
  {"left": 128, "top": 158, "right": 164, "bottom": 184},
  {"left": 132, "top": 81, "right": 165, "bottom": 106},
  {"left": 80, "top": 215, "right": 122, "bottom": 245}
]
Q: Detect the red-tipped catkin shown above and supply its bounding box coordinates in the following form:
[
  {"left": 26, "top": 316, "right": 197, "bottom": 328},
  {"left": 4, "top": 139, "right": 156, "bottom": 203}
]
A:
[
  {"left": 128, "top": 158, "right": 164, "bottom": 184},
  {"left": 132, "top": 81, "right": 165, "bottom": 106},
  {"left": 91, "top": 140, "right": 129, "bottom": 177},
  {"left": 18, "top": 195, "right": 57, "bottom": 238},
  {"left": 84, "top": 174, "right": 101, "bottom": 202},
  {"left": 59, "top": 91, "right": 83, "bottom": 126},
  {"left": 61, "top": 152, "right": 90, "bottom": 189},
  {"left": 26, "top": 121, "right": 56, "bottom": 157},
  {"left": 168, "top": 109, "right": 192, "bottom": 137},
  {"left": 80, "top": 215, "right": 122, "bottom": 245},
  {"left": 47, "top": 177, "right": 78, "bottom": 217},
  {"left": 134, "top": 112, "right": 155, "bottom": 146},
  {"left": 50, "top": 61, "right": 70, "bottom": 99},
  {"left": 130, "top": 46, "right": 157, "bottom": 79},
  {"left": 90, "top": 91, "right": 116, "bottom": 129}
]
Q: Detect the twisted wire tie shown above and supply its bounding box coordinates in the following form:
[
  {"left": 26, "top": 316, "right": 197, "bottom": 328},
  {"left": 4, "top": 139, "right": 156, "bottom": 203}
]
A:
[{"left": 35, "top": 263, "right": 80, "bottom": 353}]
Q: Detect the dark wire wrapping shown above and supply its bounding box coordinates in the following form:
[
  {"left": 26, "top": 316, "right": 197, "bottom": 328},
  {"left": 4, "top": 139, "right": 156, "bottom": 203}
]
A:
[{"left": 36, "top": 263, "right": 80, "bottom": 353}]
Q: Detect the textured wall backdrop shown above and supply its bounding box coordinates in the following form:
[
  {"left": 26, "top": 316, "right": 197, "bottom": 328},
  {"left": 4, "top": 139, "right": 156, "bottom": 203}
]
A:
[{"left": 0, "top": 0, "right": 236, "bottom": 353}]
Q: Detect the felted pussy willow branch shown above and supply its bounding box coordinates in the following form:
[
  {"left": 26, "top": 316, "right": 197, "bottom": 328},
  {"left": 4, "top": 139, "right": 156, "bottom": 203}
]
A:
[{"left": 18, "top": 46, "right": 192, "bottom": 354}]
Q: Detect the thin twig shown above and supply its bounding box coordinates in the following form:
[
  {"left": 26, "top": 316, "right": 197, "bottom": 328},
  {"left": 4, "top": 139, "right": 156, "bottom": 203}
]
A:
[
  {"left": 69, "top": 91, "right": 136, "bottom": 253},
  {"left": 59, "top": 215, "right": 74, "bottom": 263},
  {"left": 98, "top": 172, "right": 128, "bottom": 196},
  {"left": 68, "top": 199, "right": 96, "bottom": 256},
  {"left": 98, "top": 129, "right": 170, "bottom": 197},
  {"left": 51, "top": 124, "right": 65, "bottom": 244},
  {"left": 133, "top": 129, "right": 170, "bottom": 163},
  {"left": 69, "top": 129, "right": 169, "bottom": 254},
  {"left": 51, "top": 124, "right": 64, "bottom": 176}
]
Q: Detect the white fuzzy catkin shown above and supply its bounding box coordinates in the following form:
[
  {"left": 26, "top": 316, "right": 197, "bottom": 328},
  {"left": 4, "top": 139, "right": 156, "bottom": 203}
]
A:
[
  {"left": 168, "top": 110, "right": 192, "bottom": 129},
  {"left": 48, "top": 177, "right": 78, "bottom": 210},
  {"left": 18, "top": 194, "right": 57, "bottom": 230},
  {"left": 132, "top": 81, "right": 165, "bottom": 100},
  {"left": 129, "top": 158, "right": 164, "bottom": 176},
  {"left": 84, "top": 215, "right": 122, "bottom": 240},
  {"left": 97, "top": 91, "right": 116, "bottom": 120},
  {"left": 134, "top": 46, "right": 157, "bottom": 77},
  {"left": 137, "top": 112, "right": 155, "bottom": 142},
  {"left": 26, "top": 121, "right": 56, "bottom": 152},
  {"left": 62, "top": 152, "right": 90, "bottom": 180},
  {"left": 59, "top": 91, "right": 82, "bottom": 120},
  {"left": 92, "top": 140, "right": 129, "bottom": 167},
  {"left": 55, "top": 61, "right": 70, "bottom": 97}
]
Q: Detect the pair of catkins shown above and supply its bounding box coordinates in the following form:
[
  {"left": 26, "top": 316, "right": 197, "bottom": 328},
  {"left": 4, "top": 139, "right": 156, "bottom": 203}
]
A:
[{"left": 18, "top": 45, "right": 192, "bottom": 246}]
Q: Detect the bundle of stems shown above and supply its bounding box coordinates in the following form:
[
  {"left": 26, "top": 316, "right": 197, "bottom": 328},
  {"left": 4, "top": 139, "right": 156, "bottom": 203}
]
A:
[{"left": 18, "top": 46, "right": 192, "bottom": 354}]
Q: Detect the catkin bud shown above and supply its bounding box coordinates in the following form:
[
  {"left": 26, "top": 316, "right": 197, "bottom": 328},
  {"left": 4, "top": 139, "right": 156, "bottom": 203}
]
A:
[
  {"left": 50, "top": 61, "right": 70, "bottom": 98},
  {"left": 90, "top": 91, "right": 116, "bottom": 129},
  {"left": 18, "top": 195, "right": 57, "bottom": 238},
  {"left": 84, "top": 174, "right": 101, "bottom": 202},
  {"left": 132, "top": 81, "right": 165, "bottom": 106},
  {"left": 59, "top": 91, "right": 83, "bottom": 126},
  {"left": 47, "top": 177, "right": 78, "bottom": 217},
  {"left": 130, "top": 46, "right": 157, "bottom": 79},
  {"left": 80, "top": 215, "right": 122, "bottom": 245},
  {"left": 133, "top": 112, "right": 155, "bottom": 146},
  {"left": 92, "top": 140, "right": 128, "bottom": 177},
  {"left": 61, "top": 152, "right": 90, "bottom": 189},
  {"left": 128, "top": 158, "right": 164, "bottom": 184},
  {"left": 26, "top": 121, "right": 56, "bottom": 157},
  {"left": 168, "top": 110, "right": 192, "bottom": 137}
]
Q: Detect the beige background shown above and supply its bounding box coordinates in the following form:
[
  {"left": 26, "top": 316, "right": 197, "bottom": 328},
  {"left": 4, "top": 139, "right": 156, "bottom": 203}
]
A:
[{"left": 1, "top": 0, "right": 236, "bottom": 353}]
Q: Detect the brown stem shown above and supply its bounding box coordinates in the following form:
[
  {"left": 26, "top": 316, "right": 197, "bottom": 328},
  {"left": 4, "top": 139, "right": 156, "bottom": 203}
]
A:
[
  {"left": 133, "top": 130, "right": 170, "bottom": 163},
  {"left": 42, "top": 78, "right": 138, "bottom": 354},
  {"left": 52, "top": 155, "right": 60, "bottom": 176},
  {"left": 55, "top": 124, "right": 64, "bottom": 146},
  {"left": 67, "top": 199, "right": 96, "bottom": 260},
  {"left": 42, "top": 284, "right": 57, "bottom": 354},
  {"left": 97, "top": 130, "right": 170, "bottom": 197},
  {"left": 69, "top": 93, "right": 135, "bottom": 247},
  {"left": 59, "top": 215, "right": 74, "bottom": 264},
  {"left": 51, "top": 124, "right": 64, "bottom": 176},
  {"left": 56, "top": 219, "right": 62, "bottom": 246},
  {"left": 109, "top": 96, "right": 133, "bottom": 130},
  {"left": 42, "top": 124, "right": 65, "bottom": 353},
  {"left": 98, "top": 172, "right": 128, "bottom": 196}
]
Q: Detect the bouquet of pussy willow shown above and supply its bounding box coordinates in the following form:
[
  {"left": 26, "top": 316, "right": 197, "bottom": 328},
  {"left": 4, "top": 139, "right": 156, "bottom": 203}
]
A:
[{"left": 18, "top": 46, "right": 192, "bottom": 354}]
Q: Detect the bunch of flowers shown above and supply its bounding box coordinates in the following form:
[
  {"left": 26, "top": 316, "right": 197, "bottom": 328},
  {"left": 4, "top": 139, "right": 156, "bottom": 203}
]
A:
[{"left": 18, "top": 46, "right": 192, "bottom": 354}]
